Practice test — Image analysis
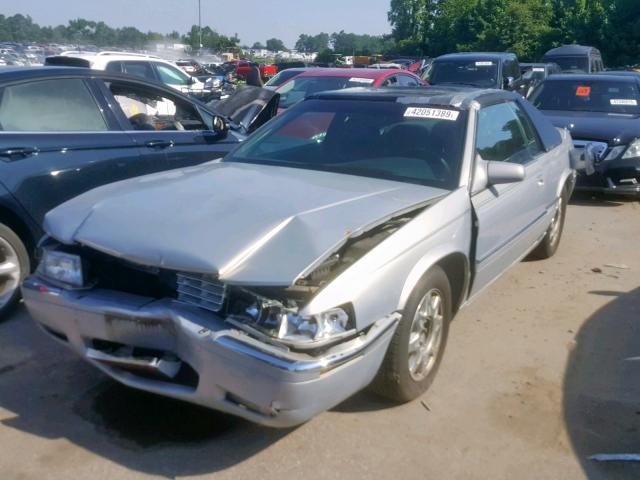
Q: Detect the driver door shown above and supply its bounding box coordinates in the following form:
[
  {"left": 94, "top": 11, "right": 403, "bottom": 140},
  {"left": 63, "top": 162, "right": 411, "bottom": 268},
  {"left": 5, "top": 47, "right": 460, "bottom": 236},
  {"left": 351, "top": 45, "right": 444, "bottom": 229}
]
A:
[
  {"left": 469, "top": 101, "right": 550, "bottom": 298},
  {"left": 98, "top": 79, "right": 236, "bottom": 172}
]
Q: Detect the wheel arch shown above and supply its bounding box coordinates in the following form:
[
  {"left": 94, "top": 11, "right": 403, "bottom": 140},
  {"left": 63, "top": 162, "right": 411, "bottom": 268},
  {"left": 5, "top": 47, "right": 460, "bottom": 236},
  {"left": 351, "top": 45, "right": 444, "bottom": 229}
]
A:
[
  {"left": 398, "top": 250, "right": 470, "bottom": 316},
  {"left": 0, "top": 203, "right": 38, "bottom": 260}
]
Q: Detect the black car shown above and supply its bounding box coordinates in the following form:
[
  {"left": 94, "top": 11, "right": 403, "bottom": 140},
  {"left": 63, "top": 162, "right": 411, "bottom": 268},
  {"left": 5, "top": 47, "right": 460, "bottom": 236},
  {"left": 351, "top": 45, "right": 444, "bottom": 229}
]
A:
[
  {"left": 542, "top": 45, "right": 604, "bottom": 74},
  {"left": 0, "top": 67, "right": 275, "bottom": 315},
  {"left": 423, "top": 52, "right": 524, "bottom": 92},
  {"left": 530, "top": 74, "right": 640, "bottom": 196},
  {"left": 520, "top": 63, "right": 562, "bottom": 97}
]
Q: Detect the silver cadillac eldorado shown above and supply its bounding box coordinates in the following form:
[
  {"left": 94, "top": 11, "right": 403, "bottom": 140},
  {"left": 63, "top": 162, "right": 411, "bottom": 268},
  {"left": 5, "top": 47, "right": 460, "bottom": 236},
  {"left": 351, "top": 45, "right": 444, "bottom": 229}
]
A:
[{"left": 22, "top": 87, "right": 575, "bottom": 427}]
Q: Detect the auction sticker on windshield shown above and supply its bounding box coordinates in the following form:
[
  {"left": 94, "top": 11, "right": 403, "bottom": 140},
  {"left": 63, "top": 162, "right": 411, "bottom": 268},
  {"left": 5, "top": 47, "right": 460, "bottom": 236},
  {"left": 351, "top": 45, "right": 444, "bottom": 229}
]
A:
[
  {"left": 349, "top": 78, "right": 375, "bottom": 84},
  {"left": 404, "top": 107, "right": 460, "bottom": 121},
  {"left": 610, "top": 99, "right": 638, "bottom": 106},
  {"left": 576, "top": 86, "right": 591, "bottom": 97},
  {"left": 475, "top": 61, "right": 494, "bottom": 66}
]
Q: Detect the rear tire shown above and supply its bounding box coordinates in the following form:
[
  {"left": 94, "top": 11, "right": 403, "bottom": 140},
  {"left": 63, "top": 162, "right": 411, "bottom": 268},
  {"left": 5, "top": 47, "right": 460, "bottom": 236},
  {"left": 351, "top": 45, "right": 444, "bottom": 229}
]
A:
[
  {"left": 370, "top": 266, "right": 452, "bottom": 402},
  {"left": 0, "top": 223, "right": 29, "bottom": 318},
  {"left": 530, "top": 189, "right": 568, "bottom": 260}
]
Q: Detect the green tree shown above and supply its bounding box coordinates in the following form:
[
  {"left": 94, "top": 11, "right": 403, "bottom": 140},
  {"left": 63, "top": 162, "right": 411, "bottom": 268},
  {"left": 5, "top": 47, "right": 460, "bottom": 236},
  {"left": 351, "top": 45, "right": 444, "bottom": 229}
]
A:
[
  {"left": 251, "top": 42, "right": 265, "bottom": 49},
  {"left": 295, "top": 33, "right": 330, "bottom": 52},
  {"left": 266, "top": 38, "right": 287, "bottom": 51}
]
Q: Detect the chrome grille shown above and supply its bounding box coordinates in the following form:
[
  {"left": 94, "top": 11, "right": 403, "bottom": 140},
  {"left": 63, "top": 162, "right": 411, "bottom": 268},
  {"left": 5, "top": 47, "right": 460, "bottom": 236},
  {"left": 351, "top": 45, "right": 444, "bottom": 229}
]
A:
[{"left": 176, "top": 273, "right": 226, "bottom": 313}]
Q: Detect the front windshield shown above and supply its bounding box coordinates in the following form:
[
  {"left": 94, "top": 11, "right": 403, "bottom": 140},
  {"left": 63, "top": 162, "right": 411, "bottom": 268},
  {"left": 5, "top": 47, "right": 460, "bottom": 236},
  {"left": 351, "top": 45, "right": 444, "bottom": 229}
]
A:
[
  {"left": 227, "top": 99, "right": 467, "bottom": 190},
  {"left": 265, "top": 69, "right": 304, "bottom": 87},
  {"left": 547, "top": 56, "right": 589, "bottom": 73},
  {"left": 426, "top": 60, "right": 498, "bottom": 88},
  {"left": 277, "top": 76, "right": 375, "bottom": 109},
  {"left": 531, "top": 79, "right": 640, "bottom": 114}
]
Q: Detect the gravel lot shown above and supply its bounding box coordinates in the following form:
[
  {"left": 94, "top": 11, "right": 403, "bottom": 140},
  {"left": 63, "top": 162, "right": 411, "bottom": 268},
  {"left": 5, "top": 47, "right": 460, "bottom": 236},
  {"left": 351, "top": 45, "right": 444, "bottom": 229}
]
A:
[{"left": 1, "top": 193, "right": 638, "bottom": 480}]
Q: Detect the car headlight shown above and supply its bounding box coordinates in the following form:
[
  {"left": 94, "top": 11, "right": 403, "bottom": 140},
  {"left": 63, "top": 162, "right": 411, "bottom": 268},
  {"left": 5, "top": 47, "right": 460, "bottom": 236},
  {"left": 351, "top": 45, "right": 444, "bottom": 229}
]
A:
[
  {"left": 277, "top": 308, "right": 350, "bottom": 342},
  {"left": 604, "top": 145, "right": 626, "bottom": 161},
  {"left": 39, "top": 249, "right": 84, "bottom": 287},
  {"left": 622, "top": 138, "right": 640, "bottom": 159},
  {"left": 235, "top": 293, "right": 354, "bottom": 346}
]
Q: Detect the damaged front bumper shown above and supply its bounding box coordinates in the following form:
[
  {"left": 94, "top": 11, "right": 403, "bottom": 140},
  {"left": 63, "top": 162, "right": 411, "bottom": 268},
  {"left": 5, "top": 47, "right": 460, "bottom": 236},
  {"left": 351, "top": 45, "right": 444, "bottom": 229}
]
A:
[{"left": 22, "top": 276, "right": 398, "bottom": 427}]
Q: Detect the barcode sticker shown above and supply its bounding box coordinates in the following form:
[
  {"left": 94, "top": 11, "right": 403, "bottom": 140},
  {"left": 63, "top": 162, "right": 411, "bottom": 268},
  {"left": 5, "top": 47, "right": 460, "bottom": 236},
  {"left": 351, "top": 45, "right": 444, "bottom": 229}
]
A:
[
  {"left": 610, "top": 99, "right": 638, "bottom": 106},
  {"left": 349, "top": 77, "right": 375, "bottom": 84},
  {"left": 404, "top": 107, "right": 460, "bottom": 121}
]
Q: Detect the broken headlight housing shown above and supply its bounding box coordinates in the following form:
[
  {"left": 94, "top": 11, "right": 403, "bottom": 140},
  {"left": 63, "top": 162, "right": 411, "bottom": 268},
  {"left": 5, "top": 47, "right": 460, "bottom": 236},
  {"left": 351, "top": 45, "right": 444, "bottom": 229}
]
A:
[
  {"left": 228, "top": 290, "right": 355, "bottom": 348},
  {"left": 39, "top": 249, "right": 85, "bottom": 288}
]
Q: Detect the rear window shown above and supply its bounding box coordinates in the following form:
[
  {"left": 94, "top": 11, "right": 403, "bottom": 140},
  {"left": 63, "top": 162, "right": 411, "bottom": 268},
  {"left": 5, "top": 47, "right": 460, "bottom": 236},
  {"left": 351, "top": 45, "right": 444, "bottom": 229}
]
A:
[
  {"left": 531, "top": 79, "right": 640, "bottom": 114},
  {"left": 0, "top": 78, "right": 108, "bottom": 131},
  {"left": 544, "top": 56, "right": 589, "bottom": 74},
  {"left": 426, "top": 59, "right": 499, "bottom": 88},
  {"left": 277, "top": 76, "right": 376, "bottom": 109}
]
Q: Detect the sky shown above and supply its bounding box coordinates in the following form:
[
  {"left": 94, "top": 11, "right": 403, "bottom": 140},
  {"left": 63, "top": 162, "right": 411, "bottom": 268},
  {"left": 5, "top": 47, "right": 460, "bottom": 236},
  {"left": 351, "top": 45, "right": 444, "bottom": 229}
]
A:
[{"left": 0, "top": 0, "right": 392, "bottom": 47}]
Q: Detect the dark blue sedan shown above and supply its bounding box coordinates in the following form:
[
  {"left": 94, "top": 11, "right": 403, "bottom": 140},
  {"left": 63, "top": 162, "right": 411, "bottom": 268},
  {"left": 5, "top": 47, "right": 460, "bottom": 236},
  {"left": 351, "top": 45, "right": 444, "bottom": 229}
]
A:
[{"left": 0, "top": 67, "right": 270, "bottom": 315}]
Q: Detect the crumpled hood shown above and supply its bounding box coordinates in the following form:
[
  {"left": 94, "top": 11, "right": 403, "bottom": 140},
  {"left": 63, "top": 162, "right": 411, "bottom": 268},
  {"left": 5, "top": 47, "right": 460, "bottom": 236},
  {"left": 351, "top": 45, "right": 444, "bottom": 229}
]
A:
[{"left": 45, "top": 161, "right": 447, "bottom": 285}]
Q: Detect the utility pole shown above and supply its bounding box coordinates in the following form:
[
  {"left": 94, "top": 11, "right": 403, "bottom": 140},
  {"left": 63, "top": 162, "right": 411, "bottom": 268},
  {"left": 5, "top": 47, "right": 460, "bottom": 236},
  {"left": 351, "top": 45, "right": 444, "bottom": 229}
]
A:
[{"left": 198, "top": 0, "right": 203, "bottom": 51}]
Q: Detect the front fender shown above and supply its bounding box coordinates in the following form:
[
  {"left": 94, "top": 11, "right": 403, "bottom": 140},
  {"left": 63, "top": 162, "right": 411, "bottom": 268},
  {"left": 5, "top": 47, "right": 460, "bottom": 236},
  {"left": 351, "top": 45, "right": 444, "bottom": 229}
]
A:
[
  {"left": 398, "top": 247, "right": 470, "bottom": 312},
  {"left": 305, "top": 188, "right": 473, "bottom": 331}
]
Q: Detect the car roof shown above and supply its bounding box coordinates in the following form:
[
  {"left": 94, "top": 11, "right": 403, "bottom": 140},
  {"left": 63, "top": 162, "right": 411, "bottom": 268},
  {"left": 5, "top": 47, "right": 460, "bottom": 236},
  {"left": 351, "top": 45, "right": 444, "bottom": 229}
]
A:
[
  {"left": 543, "top": 45, "right": 600, "bottom": 56},
  {"left": 295, "top": 68, "right": 410, "bottom": 79},
  {"left": 0, "top": 66, "right": 212, "bottom": 105},
  {"left": 544, "top": 73, "right": 638, "bottom": 83},
  {"left": 306, "top": 85, "right": 517, "bottom": 109},
  {"left": 435, "top": 52, "right": 516, "bottom": 61}
]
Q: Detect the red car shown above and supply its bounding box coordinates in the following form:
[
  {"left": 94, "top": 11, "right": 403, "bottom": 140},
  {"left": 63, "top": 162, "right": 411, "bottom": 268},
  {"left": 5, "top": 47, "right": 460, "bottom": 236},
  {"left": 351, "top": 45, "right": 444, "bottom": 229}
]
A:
[
  {"left": 225, "top": 60, "right": 277, "bottom": 80},
  {"left": 275, "top": 68, "right": 426, "bottom": 111}
]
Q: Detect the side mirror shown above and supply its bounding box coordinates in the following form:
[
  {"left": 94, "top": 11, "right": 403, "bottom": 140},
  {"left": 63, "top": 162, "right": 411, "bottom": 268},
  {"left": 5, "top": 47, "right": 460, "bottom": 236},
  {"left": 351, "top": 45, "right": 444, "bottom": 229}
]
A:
[
  {"left": 487, "top": 160, "right": 525, "bottom": 185},
  {"left": 504, "top": 76, "right": 515, "bottom": 89},
  {"left": 211, "top": 115, "right": 229, "bottom": 137},
  {"left": 188, "top": 76, "right": 196, "bottom": 85},
  {"left": 472, "top": 155, "right": 525, "bottom": 194}
]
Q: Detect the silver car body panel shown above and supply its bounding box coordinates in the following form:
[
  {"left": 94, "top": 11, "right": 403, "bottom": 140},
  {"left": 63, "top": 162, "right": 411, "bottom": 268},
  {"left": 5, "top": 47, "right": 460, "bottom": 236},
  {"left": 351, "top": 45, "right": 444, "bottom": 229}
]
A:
[{"left": 44, "top": 161, "right": 448, "bottom": 286}]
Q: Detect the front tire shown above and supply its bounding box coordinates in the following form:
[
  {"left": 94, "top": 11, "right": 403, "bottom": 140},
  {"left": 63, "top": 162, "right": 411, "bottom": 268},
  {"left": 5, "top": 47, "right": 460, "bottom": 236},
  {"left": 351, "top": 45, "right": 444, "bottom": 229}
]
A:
[
  {"left": 371, "top": 266, "right": 452, "bottom": 402},
  {"left": 0, "top": 223, "right": 29, "bottom": 318}
]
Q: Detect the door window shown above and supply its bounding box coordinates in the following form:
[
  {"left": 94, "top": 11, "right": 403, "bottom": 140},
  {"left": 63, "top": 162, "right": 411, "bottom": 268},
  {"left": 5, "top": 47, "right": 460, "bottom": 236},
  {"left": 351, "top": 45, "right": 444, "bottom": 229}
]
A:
[
  {"left": 383, "top": 75, "right": 399, "bottom": 87},
  {"left": 0, "top": 78, "right": 108, "bottom": 131},
  {"left": 107, "top": 81, "right": 207, "bottom": 131},
  {"left": 397, "top": 75, "right": 421, "bottom": 86},
  {"left": 476, "top": 102, "right": 540, "bottom": 164},
  {"left": 122, "top": 61, "right": 157, "bottom": 82},
  {"left": 155, "top": 64, "right": 191, "bottom": 86},
  {"left": 105, "top": 61, "right": 123, "bottom": 74}
]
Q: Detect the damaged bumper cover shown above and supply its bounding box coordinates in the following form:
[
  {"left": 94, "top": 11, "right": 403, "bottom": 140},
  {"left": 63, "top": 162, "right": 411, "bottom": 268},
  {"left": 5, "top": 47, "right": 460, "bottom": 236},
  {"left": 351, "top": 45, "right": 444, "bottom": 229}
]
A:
[{"left": 22, "top": 276, "right": 398, "bottom": 427}]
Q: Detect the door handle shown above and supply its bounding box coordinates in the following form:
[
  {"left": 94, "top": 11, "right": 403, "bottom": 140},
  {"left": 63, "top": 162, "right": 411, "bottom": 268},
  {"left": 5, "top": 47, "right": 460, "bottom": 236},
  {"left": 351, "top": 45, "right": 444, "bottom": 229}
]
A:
[
  {"left": 145, "top": 140, "right": 174, "bottom": 149},
  {"left": 537, "top": 177, "right": 545, "bottom": 186},
  {"left": 0, "top": 147, "right": 39, "bottom": 161}
]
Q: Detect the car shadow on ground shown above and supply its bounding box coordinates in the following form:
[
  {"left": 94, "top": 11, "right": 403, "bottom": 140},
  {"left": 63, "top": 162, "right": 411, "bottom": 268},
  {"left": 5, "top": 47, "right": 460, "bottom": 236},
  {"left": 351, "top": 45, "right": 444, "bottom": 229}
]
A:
[
  {"left": 569, "top": 191, "right": 638, "bottom": 207},
  {"left": 0, "top": 305, "right": 396, "bottom": 477},
  {"left": 563, "top": 287, "right": 640, "bottom": 479},
  {"left": 0, "top": 306, "right": 294, "bottom": 477}
]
